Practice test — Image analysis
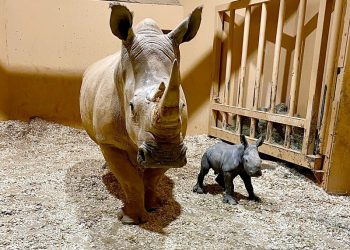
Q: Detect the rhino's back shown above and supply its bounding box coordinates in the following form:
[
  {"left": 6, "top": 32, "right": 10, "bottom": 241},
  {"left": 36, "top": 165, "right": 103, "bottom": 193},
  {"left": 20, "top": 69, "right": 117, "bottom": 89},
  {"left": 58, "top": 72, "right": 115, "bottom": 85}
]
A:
[
  {"left": 206, "top": 142, "right": 241, "bottom": 171},
  {"left": 80, "top": 52, "right": 129, "bottom": 149}
]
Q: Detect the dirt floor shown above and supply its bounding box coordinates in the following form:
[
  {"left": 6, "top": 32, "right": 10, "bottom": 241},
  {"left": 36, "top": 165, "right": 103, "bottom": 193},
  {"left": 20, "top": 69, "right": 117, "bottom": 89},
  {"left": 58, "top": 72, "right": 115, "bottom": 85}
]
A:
[{"left": 1, "top": 119, "right": 349, "bottom": 249}]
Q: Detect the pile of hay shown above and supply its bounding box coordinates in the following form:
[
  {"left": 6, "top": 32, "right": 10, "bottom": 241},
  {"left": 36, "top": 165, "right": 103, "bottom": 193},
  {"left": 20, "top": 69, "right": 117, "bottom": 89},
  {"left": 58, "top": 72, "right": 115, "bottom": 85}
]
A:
[{"left": 1, "top": 119, "right": 349, "bottom": 249}]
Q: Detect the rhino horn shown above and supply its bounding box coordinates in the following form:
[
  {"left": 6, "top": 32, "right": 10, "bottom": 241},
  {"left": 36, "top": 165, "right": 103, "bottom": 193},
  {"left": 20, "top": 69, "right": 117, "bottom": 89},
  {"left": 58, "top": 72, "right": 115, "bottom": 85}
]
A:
[{"left": 157, "top": 60, "right": 181, "bottom": 126}]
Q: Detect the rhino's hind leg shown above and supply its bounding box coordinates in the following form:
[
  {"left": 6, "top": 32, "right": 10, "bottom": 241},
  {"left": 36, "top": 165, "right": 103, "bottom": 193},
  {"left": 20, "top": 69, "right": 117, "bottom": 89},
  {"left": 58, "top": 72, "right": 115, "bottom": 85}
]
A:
[
  {"left": 215, "top": 172, "right": 225, "bottom": 188},
  {"left": 223, "top": 171, "right": 238, "bottom": 205},
  {"left": 143, "top": 168, "right": 167, "bottom": 212},
  {"left": 193, "top": 153, "right": 210, "bottom": 194},
  {"left": 100, "top": 145, "right": 148, "bottom": 224}
]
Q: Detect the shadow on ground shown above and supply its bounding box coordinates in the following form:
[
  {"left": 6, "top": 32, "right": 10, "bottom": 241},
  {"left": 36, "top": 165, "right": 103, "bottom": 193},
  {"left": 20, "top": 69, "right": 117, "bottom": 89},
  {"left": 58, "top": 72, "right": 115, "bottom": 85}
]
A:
[
  {"left": 65, "top": 159, "right": 180, "bottom": 235},
  {"left": 102, "top": 171, "right": 181, "bottom": 234},
  {"left": 204, "top": 183, "right": 249, "bottom": 201}
]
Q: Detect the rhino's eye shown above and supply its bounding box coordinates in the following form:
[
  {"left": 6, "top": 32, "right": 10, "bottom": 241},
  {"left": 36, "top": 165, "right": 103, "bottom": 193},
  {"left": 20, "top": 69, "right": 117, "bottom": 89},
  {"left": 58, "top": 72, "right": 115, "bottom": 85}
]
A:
[{"left": 129, "top": 102, "right": 135, "bottom": 113}]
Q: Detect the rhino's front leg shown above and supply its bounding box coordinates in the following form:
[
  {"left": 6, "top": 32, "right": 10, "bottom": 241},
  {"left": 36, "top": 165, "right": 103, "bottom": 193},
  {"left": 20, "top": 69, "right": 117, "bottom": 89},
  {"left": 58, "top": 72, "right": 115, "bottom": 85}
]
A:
[
  {"left": 100, "top": 145, "right": 148, "bottom": 224},
  {"left": 143, "top": 168, "right": 167, "bottom": 211},
  {"left": 240, "top": 171, "right": 261, "bottom": 202},
  {"left": 223, "top": 171, "right": 238, "bottom": 205}
]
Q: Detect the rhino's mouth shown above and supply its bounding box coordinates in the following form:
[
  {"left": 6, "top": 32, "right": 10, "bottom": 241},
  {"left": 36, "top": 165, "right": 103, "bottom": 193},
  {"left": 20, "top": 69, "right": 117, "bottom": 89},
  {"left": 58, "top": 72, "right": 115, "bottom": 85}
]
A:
[
  {"left": 137, "top": 141, "right": 187, "bottom": 168},
  {"left": 249, "top": 169, "right": 262, "bottom": 177}
]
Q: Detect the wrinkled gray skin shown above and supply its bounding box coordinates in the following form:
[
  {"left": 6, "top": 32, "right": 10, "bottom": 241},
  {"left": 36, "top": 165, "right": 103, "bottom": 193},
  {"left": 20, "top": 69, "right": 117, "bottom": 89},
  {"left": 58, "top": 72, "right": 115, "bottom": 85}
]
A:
[
  {"left": 80, "top": 4, "right": 202, "bottom": 224},
  {"left": 193, "top": 135, "right": 264, "bottom": 205}
]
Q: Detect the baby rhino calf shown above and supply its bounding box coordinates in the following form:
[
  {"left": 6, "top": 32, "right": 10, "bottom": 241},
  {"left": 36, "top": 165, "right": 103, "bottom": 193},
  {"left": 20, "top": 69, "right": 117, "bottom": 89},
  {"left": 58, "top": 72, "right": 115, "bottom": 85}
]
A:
[{"left": 193, "top": 135, "right": 264, "bottom": 205}]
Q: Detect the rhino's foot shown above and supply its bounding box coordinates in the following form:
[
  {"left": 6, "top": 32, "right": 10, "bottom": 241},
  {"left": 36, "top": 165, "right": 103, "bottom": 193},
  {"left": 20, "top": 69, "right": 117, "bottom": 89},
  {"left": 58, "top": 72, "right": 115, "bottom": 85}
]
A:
[
  {"left": 248, "top": 195, "right": 261, "bottom": 202},
  {"left": 117, "top": 208, "right": 148, "bottom": 225},
  {"left": 145, "top": 195, "right": 163, "bottom": 212},
  {"left": 193, "top": 183, "right": 205, "bottom": 194},
  {"left": 223, "top": 194, "right": 238, "bottom": 205}
]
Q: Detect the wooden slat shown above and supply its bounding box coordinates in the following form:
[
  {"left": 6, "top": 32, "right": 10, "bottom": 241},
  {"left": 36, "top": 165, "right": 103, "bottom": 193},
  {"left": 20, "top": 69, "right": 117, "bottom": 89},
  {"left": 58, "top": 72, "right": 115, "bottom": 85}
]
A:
[
  {"left": 228, "top": 10, "right": 236, "bottom": 107},
  {"left": 216, "top": 0, "right": 271, "bottom": 12},
  {"left": 209, "top": 12, "right": 224, "bottom": 129},
  {"left": 236, "top": 6, "right": 251, "bottom": 134},
  {"left": 211, "top": 103, "right": 305, "bottom": 128},
  {"left": 318, "top": 0, "right": 345, "bottom": 154},
  {"left": 338, "top": 0, "right": 350, "bottom": 68},
  {"left": 302, "top": 0, "right": 330, "bottom": 154},
  {"left": 223, "top": 10, "right": 236, "bottom": 129},
  {"left": 251, "top": 2, "right": 268, "bottom": 137},
  {"left": 209, "top": 127, "right": 323, "bottom": 169},
  {"left": 284, "top": 0, "right": 307, "bottom": 148},
  {"left": 267, "top": 0, "right": 286, "bottom": 142},
  {"left": 322, "top": 69, "right": 344, "bottom": 188}
]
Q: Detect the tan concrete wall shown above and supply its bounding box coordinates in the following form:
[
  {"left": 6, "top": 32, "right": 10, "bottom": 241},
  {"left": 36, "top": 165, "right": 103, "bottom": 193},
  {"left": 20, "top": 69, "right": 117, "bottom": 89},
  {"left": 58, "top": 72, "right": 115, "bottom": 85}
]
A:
[
  {"left": 0, "top": 0, "right": 330, "bottom": 135},
  {"left": 0, "top": 0, "right": 183, "bottom": 127},
  {"left": 0, "top": 0, "right": 9, "bottom": 119}
]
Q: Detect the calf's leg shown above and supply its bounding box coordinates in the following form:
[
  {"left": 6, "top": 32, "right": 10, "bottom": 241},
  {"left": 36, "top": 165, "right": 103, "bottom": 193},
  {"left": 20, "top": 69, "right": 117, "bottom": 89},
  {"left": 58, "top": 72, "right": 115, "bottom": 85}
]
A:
[
  {"left": 215, "top": 172, "right": 225, "bottom": 188},
  {"left": 100, "top": 145, "right": 148, "bottom": 224},
  {"left": 240, "top": 172, "right": 261, "bottom": 202},
  {"left": 223, "top": 171, "right": 237, "bottom": 205},
  {"left": 193, "top": 154, "right": 210, "bottom": 194}
]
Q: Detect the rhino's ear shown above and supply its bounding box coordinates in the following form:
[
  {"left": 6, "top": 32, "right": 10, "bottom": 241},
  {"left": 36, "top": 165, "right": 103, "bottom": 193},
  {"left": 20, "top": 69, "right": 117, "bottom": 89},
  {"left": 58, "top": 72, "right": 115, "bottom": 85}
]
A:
[
  {"left": 256, "top": 137, "right": 264, "bottom": 147},
  {"left": 168, "top": 6, "right": 202, "bottom": 44},
  {"left": 240, "top": 134, "right": 248, "bottom": 149},
  {"left": 109, "top": 4, "right": 134, "bottom": 42}
]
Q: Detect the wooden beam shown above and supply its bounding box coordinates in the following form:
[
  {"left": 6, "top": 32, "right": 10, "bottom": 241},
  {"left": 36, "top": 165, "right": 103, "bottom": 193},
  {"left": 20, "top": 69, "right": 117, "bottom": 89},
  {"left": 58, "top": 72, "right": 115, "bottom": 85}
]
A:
[
  {"left": 211, "top": 103, "right": 305, "bottom": 128},
  {"left": 216, "top": 0, "right": 271, "bottom": 12},
  {"left": 284, "top": 0, "right": 307, "bottom": 148},
  {"left": 236, "top": 6, "right": 251, "bottom": 134},
  {"left": 302, "top": 0, "right": 331, "bottom": 154},
  {"left": 318, "top": 0, "right": 345, "bottom": 154},
  {"left": 251, "top": 2, "right": 268, "bottom": 138},
  {"left": 209, "top": 127, "right": 322, "bottom": 169},
  {"left": 267, "top": 0, "right": 285, "bottom": 142},
  {"left": 223, "top": 10, "right": 236, "bottom": 129},
  {"left": 209, "top": 12, "right": 224, "bottom": 130}
]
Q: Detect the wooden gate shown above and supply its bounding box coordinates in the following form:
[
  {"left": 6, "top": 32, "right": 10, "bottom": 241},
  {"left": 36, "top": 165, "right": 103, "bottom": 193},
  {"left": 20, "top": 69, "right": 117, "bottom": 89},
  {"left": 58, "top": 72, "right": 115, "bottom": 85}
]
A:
[{"left": 209, "top": 0, "right": 346, "bottom": 174}]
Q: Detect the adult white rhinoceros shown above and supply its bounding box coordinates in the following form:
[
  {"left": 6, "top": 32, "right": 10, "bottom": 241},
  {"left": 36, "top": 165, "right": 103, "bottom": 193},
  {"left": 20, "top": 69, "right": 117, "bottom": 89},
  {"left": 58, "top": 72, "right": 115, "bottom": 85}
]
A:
[{"left": 80, "top": 4, "right": 202, "bottom": 224}]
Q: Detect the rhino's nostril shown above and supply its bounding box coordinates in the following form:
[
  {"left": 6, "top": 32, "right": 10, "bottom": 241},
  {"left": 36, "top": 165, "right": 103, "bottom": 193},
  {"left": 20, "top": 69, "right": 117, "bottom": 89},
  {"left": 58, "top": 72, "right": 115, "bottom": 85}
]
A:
[{"left": 138, "top": 148, "right": 146, "bottom": 162}]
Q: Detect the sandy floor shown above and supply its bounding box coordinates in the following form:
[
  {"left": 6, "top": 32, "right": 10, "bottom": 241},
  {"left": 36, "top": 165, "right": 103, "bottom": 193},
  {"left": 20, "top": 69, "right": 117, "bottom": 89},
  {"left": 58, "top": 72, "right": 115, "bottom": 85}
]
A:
[{"left": 1, "top": 119, "right": 349, "bottom": 249}]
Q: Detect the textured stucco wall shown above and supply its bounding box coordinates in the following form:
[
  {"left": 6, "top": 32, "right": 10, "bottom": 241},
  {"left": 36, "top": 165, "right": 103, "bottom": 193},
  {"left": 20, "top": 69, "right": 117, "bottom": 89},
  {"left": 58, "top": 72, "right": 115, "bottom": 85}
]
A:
[
  {"left": 0, "top": 0, "right": 333, "bottom": 135},
  {"left": 0, "top": 0, "right": 183, "bottom": 127}
]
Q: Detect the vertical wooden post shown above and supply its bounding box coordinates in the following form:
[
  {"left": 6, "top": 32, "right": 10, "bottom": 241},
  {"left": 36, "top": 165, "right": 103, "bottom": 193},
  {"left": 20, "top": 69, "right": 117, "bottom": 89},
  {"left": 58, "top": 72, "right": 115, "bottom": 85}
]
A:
[
  {"left": 251, "top": 2, "right": 267, "bottom": 138},
  {"left": 223, "top": 10, "right": 235, "bottom": 129},
  {"left": 284, "top": 0, "right": 306, "bottom": 148},
  {"left": 318, "top": 0, "right": 344, "bottom": 154},
  {"left": 209, "top": 11, "right": 224, "bottom": 130},
  {"left": 236, "top": 6, "right": 251, "bottom": 134},
  {"left": 266, "top": 0, "right": 285, "bottom": 142},
  {"left": 302, "top": 0, "right": 330, "bottom": 155}
]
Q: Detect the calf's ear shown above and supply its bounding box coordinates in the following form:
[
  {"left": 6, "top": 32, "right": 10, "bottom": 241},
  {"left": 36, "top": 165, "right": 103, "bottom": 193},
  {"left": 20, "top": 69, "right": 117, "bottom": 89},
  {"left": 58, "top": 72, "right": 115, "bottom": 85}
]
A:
[
  {"left": 168, "top": 6, "right": 202, "bottom": 44},
  {"left": 240, "top": 134, "right": 248, "bottom": 149},
  {"left": 109, "top": 4, "right": 134, "bottom": 42},
  {"left": 256, "top": 137, "right": 264, "bottom": 147}
]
